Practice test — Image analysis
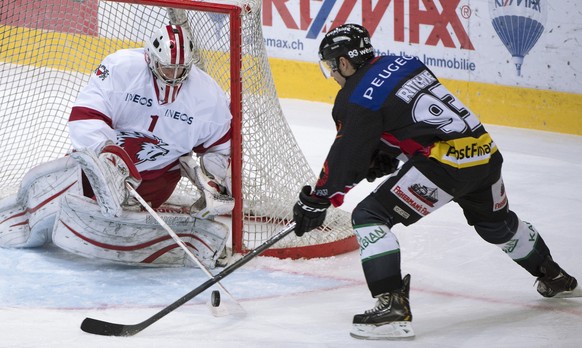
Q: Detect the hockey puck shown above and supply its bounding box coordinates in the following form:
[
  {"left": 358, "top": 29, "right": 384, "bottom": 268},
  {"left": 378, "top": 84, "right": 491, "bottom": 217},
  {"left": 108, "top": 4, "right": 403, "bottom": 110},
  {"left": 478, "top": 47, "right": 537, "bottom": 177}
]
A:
[{"left": 211, "top": 290, "right": 221, "bottom": 307}]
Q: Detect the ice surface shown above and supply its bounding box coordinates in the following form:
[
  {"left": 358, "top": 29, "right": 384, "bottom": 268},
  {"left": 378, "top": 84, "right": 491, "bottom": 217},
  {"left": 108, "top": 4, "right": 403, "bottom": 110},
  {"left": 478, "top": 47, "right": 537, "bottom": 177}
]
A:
[{"left": 1, "top": 99, "right": 581, "bottom": 347}]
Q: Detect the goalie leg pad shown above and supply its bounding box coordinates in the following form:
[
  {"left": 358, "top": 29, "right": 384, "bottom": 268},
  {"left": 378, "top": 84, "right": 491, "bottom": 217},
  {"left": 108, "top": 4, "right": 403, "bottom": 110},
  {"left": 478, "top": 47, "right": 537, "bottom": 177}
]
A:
[
  {"left": 52, "top": 194, "right": 228, "bottom": 268},
  {"left": 0, "top": 157, "right": 82, "bottom": 248}
]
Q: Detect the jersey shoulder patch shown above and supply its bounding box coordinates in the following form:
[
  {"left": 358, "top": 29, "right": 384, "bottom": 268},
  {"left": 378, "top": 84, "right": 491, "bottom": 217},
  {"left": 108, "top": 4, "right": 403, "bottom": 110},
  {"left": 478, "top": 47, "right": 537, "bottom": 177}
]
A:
[{"left": 349, "top": 56, "right": 424, "bottom": 111}]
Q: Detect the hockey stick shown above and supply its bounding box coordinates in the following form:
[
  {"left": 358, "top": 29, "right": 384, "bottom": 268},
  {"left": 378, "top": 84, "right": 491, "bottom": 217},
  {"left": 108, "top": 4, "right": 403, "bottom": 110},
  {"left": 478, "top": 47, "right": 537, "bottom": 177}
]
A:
[
  {"left": 125, "top": 183, "right": 244, "bottom": 316},
  {"left": 81, "top": 222, "right": 296, "bottom": 336}
]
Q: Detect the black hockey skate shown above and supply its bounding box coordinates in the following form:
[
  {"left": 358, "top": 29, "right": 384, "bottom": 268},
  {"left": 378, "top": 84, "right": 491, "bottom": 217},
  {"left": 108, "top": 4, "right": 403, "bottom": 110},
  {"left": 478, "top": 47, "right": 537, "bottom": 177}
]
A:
[
  {"left": 536, "top": 256, "right": 581, "bottom": 298},
  {"left": 350, "top": 274, "right": 414, "bottom": 340}
]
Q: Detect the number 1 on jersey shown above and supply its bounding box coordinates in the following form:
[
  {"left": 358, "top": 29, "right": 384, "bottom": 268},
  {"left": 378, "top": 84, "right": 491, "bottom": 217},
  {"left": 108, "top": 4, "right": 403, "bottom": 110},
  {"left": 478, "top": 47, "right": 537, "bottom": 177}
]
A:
[{"left": 148, "top": 115, "right": 159, "bottom": 132}]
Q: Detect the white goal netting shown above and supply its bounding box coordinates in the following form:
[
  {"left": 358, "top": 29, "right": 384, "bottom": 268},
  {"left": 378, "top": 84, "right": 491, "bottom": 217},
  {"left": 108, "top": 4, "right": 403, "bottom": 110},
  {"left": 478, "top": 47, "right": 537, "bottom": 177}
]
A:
[{"left": 0, "top": 0, "right": 356, "bottom": 258}]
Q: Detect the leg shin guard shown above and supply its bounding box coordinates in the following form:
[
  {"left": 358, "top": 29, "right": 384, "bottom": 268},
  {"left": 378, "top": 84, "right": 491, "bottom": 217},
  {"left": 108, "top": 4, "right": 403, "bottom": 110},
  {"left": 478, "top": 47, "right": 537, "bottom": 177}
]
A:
[
  {"left": 495, "top": 220, "right": 550, "bottom": 277},
  {"left": 354, "top": 224, "right": 402, "bottom": 296}
]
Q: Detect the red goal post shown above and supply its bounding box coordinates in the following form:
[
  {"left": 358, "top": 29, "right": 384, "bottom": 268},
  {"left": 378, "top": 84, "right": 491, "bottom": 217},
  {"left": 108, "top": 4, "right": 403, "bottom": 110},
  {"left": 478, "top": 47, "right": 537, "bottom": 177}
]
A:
[{"left": 0, "top": 0, "right": 358, "bottom": 258}]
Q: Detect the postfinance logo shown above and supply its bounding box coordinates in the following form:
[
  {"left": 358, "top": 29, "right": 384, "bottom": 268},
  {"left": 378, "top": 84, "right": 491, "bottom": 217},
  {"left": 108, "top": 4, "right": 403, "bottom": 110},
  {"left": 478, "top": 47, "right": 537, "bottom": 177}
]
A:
[
  {"left": 263, "top": 0, "right": 474, "bottom": 50},
  {"left": 430, "top": 133, "right": 498, "bottom": 168}
]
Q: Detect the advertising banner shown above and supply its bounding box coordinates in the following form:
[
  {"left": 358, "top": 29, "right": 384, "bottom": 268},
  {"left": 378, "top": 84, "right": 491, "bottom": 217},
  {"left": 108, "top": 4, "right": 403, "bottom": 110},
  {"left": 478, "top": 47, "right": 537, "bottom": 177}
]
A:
[
  {"left": 261, "top": 0, "right": 581, "bottom": 94},
  {"left": 0, "top": 0, "right": 98, "bottom": 36}
]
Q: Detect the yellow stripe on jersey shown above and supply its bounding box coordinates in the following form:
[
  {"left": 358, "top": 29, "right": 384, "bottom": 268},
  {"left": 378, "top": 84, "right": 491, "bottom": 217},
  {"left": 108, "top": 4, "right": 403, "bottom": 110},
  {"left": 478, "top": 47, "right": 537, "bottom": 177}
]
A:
[{"left": 429, "top": 133, "right": 498, "bottom": 168}]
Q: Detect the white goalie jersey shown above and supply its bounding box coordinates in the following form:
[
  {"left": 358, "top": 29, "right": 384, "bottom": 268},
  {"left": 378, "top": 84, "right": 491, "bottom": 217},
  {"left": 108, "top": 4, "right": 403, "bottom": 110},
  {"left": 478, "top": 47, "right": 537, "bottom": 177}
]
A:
[{"left": 69, "top": 48, "right": 232, "bottom": 177}]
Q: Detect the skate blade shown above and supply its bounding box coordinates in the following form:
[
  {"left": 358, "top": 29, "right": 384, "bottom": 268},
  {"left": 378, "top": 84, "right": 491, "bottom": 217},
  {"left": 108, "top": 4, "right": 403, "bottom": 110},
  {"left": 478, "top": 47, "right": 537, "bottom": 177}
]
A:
[
  {"left": 553, "top": 285, "right": 582, "bottom": 298},
  {"left": 350, "top": 321, "right": 415, "bottom": 340}
]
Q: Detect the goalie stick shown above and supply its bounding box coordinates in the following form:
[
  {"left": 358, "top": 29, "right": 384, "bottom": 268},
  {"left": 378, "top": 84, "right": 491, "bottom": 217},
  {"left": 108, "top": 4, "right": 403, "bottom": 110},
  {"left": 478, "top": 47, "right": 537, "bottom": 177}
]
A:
[
  {"left": 124, "top": 183, "right": 244, "bottom": 316},
  {"left": 80, "top": 222, "right": 296, "bottom": 336}
]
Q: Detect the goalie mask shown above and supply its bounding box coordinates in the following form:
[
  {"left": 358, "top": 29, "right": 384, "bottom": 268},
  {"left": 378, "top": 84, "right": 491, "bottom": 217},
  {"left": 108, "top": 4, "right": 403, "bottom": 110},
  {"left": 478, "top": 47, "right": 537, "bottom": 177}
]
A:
[
  {"left": 318, "top": 24, "right": 374, "bottom": 79},
  {"left": 145, "top": 24, "right": 197, "bottom": 104}
]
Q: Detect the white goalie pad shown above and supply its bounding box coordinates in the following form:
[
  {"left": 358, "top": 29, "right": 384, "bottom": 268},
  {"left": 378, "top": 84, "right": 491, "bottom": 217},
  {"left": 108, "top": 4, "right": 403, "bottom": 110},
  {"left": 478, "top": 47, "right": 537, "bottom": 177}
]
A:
[
  {"left": 179, "top": 156, "right": 234, "bottom": 219},
  {"left": 70, "top": 144, "right": 141, "bottom": 219},
  {"left": 0, "top": 156, "right": 82, "bottom": 248},
  {"left": 52, "top": 194, "right": 229, "bottom": 268}
]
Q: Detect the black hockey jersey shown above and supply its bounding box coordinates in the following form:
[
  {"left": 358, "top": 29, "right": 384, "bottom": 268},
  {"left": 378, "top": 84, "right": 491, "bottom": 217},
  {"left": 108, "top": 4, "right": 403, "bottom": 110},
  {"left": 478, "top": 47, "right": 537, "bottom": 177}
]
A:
[{"left": 314, "top": 55, "right": 498, "bottom": 207}]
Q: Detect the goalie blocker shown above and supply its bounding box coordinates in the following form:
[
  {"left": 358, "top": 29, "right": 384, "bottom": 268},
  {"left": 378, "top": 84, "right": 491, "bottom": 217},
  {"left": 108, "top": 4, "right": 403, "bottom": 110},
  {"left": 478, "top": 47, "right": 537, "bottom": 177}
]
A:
[
  {"left": 0, "top": 148, "right": 232, "bottom": 268},
  {"left": 180, "top": 154, "right": 234, "bottom": 219}
]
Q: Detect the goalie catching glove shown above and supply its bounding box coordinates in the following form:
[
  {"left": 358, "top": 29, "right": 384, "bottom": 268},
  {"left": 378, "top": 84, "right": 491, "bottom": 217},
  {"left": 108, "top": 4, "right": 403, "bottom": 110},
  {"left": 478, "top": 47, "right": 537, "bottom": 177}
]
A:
[
  {"left": 70, "top": 142, "right": 141, "bottom": 218},
  {"left": 293, "top": 185, "right": 331, "bottom": 237}
]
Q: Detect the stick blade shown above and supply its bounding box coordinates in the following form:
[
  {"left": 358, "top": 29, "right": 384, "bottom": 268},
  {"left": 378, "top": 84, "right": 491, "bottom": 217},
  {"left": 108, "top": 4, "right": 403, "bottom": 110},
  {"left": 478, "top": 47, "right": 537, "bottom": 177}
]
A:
[{"left": 81, "top": 317, "right": 139, "bottom": 336}]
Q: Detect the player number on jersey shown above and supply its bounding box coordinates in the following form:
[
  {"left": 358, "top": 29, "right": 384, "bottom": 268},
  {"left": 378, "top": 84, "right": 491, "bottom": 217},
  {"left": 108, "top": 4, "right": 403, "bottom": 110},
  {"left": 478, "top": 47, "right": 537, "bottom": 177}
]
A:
[
  {"left": 148, "top": 115, "right": 159, "bottom": 132},
  {"left": 412, "top": 84, "right": 481, "bottom": 134}
]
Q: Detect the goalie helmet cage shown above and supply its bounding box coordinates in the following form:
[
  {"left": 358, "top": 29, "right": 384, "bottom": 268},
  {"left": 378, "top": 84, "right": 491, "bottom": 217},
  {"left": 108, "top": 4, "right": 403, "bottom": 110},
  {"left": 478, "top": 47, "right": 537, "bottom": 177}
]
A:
[{"left": 0, "top": 0, "right": 357, "bottom": 258}]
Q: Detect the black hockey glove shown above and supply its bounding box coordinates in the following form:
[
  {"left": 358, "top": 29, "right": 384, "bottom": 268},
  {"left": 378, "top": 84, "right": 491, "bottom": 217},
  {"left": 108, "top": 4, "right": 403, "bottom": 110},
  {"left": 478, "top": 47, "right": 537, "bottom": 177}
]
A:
[
  {"left": 366, "top": 151, "right": 400, "bottom": 182},
  {"left": 293, "top": 185, "right": 331, "bottom": 237}
]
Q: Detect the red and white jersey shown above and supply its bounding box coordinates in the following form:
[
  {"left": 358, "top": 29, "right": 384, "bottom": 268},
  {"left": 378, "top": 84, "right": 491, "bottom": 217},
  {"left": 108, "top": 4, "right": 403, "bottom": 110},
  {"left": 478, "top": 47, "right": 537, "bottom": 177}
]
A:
[{"left": 69, "top": 48, "right": 232, "bottom": 180}]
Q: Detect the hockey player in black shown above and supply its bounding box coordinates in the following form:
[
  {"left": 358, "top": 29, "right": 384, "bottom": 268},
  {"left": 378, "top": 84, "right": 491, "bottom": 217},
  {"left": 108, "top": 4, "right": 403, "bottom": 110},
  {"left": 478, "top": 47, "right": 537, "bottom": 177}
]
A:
[{"left": 292, "top": 24, "right": 580, "bottom": 340}]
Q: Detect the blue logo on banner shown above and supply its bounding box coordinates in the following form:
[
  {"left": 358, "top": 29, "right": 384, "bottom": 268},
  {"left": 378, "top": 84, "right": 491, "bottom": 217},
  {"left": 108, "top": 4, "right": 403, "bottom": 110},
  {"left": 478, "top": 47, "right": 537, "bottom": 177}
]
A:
[{"left": 489, "top": 0, "right": 547, "bottom": 76}]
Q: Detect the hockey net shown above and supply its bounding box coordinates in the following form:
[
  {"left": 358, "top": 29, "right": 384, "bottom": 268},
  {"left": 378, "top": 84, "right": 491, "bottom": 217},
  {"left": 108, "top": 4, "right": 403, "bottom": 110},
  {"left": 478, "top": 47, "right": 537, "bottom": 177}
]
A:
[{"left": 0, "top": 0, "right": 357, "bottom": 258}]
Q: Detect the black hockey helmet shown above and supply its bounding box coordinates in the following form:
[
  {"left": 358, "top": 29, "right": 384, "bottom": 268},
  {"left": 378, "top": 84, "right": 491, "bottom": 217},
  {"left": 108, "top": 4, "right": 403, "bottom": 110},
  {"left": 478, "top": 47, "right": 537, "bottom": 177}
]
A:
[{"left": 318, "top": 24, "right": 374, "bottom": 78}]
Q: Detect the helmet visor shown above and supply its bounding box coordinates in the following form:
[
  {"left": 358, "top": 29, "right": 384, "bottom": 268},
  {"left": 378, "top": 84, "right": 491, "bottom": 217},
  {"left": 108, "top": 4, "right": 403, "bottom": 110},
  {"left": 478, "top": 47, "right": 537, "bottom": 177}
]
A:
[
  {"left": 153, "top": 61, "right": 191, "bottom": 86},
  {"left": 319, "top": 59, "right": 338, "bottom": 79}
]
